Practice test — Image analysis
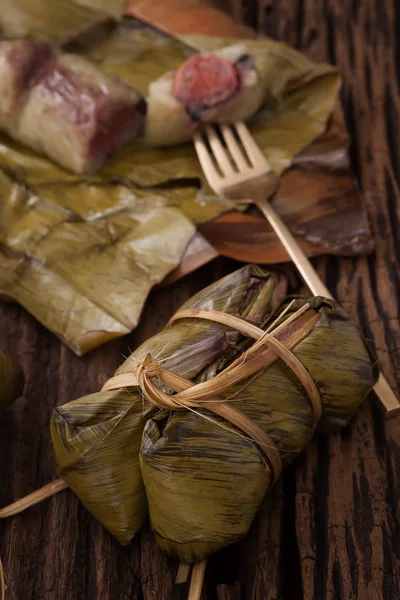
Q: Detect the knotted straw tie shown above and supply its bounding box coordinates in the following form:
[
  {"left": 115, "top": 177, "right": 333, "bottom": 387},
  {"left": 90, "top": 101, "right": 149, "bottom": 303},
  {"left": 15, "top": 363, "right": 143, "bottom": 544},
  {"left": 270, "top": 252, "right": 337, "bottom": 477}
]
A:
[{"left": 103, "top": 301, "right": 323, "bottom": 484}]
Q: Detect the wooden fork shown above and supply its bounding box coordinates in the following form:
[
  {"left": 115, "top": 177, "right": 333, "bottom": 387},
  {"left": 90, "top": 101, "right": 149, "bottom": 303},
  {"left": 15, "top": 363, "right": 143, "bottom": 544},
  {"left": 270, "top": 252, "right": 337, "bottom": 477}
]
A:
[{"left": 194, "top": 121, "right": 400, "bottom": 417}]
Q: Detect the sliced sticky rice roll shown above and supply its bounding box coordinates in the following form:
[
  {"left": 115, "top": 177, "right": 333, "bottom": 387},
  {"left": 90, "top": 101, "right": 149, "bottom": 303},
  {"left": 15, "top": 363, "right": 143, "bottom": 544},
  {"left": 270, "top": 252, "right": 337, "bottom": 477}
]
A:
[
  {"left": 0, "top": 39, "right": 144, "bottom": 174},
  {"left": 145, "top": 44, "right": 265, "bottom": 146},
  {"left": 0, "top": 39, "right": 54, "bottom": 122}
]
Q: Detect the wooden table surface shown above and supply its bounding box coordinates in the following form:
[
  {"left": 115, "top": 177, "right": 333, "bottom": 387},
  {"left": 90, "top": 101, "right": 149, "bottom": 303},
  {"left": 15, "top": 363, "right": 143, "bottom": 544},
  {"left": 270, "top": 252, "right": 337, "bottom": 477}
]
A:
[{"left": 1, "top": 1, "right": 400, "bottom": 599}]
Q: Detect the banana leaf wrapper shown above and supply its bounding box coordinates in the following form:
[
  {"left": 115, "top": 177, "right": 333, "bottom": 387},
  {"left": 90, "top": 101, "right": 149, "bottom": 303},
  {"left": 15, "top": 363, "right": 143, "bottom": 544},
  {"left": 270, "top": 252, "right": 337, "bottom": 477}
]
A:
[
  {"left": 0, "top": 0, "right": 113, "bottom": 44},
  {"left": 0, "top": 7, "right": 341, "bottom": 354},
  {"left": 51, "top": 266, "right": 377, "bottom": 562},
  {"left": 0, "top": 351, "right": 24, "bottom": 408}
]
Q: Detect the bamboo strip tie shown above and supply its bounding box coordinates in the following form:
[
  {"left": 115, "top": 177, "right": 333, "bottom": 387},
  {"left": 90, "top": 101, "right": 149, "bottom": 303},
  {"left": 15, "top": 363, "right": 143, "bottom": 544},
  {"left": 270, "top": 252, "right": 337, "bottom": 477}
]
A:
[
  {"left": 104, "top": 302, "right": 322, "bottom": 483},
  {"left": 0, "top": 479, "right": 68, "bottom": 519}
]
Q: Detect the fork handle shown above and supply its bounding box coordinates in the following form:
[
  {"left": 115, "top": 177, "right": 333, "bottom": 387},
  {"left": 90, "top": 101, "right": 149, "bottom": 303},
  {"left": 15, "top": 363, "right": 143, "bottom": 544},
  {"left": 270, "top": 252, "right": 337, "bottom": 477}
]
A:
[
  {"left": 258, "top": 199, "right": 333, "bottom": 298},
  {"left": 257, "top": 198, "right": 400, "bottom": 418}
]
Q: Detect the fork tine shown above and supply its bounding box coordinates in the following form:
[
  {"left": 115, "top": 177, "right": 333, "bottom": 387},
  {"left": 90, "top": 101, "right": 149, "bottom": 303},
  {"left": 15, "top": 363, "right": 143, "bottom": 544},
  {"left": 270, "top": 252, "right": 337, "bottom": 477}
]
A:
[
  {"left": 234, "top": 121, "right": 269, "bottom": 166},
  {"left": 204, "top": 125, "right": 235, "bottom": 176},
  {"left": 193, "top": 130, "right": 221, "bottom": 189},
  {"left": 219, "top": 124, "right": 249, "bottom": 170}
]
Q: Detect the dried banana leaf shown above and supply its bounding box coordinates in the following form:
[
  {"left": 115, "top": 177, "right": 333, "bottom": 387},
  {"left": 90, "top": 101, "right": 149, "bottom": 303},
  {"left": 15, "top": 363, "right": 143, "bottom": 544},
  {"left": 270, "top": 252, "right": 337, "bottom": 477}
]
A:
[
  {"left": 74, "top": 0, "right": 125, "bottom": 18},
  {"left": 0, "top": 170, "right": 195, "bottom": 355},
  {"left": 0, "top": 351, "right": 24, "bottom": 408},
  {"left": 0, "top": 8, "right": 341, "bottom": 353},
  {"left": 0, "top": 0, "right": 113, "bottom": 43},
  {"left": 51, "top": 266, "right": 377, "bottom": 562}
]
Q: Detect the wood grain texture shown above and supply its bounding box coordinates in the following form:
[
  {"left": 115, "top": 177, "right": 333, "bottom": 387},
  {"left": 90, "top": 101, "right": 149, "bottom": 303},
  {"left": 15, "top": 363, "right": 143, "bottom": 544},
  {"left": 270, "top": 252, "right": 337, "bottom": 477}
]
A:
[{"left": 0, "top": 1, "right": 399, "bottom": 600}]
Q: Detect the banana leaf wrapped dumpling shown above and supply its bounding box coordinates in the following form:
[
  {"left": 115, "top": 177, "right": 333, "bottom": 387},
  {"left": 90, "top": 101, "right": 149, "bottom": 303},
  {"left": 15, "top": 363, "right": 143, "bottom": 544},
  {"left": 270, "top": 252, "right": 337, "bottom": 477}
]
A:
[
  {"left": 51, "top": 265, "right": 277, "bottom": 543},
  {"left": 140, "top": 298, "right": 377, "bottom": 562},
  {"left": 50, "top": 265, "right": 377, "bottom": 562}
]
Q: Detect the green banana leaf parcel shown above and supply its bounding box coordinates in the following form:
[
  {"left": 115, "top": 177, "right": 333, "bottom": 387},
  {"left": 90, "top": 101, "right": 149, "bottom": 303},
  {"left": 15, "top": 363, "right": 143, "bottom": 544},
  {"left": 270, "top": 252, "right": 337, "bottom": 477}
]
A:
[
  {"left": 0, "top": 1, "right": 341, "bottom": 354},
  {"left": 51, "top": 266, "right": 378, "bottom": 563}
]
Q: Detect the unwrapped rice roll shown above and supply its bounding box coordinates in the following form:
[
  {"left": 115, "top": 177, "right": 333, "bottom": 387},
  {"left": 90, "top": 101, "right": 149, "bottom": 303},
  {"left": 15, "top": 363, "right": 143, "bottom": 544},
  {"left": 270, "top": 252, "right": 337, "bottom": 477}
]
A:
[
  {"left": 145, "top": 44, "right": 265, "bottom": 146},
  {"left": 0, "top": 39, "right": 144, "bottom": 173}
]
